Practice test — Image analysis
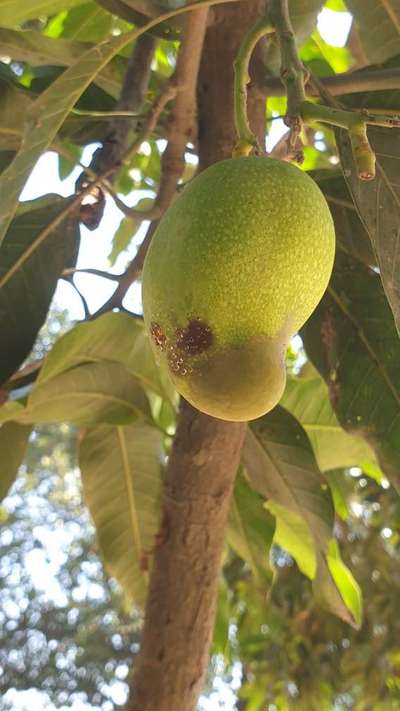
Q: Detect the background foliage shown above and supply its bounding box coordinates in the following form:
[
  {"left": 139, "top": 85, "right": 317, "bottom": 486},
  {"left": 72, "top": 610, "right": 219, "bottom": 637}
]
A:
[{"left": 1, "top": 0, "right": 400, "bottom": 708}]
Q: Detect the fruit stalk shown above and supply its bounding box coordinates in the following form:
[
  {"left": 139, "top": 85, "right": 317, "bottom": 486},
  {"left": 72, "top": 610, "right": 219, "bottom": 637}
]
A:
[
  {"left": 233, "top": 0, "right": 400, "bottom": 179},
  {"left": 232, "top": 16, "right": 273, "bottom": 156}
]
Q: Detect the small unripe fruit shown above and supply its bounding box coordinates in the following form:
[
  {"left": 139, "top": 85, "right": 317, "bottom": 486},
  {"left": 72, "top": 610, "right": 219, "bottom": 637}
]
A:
[{"left": 142, "top": 156, "right": 335, "bottom": 421}]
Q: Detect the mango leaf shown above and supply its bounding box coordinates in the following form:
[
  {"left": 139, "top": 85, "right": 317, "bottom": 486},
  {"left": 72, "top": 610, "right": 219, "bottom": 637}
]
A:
[
  {"left": 108, "top": 197, "right": 153, "bottom": 265},
  {"left": 0, "top": 400, "right": 26, "bottom": 425},
  {"left": 36, "top": 312, "right": 175, "bottom": 402},
  {"left": 24, "top": 361, "right": 151, "bottom": 426},
  {"left": 346, "top": 0, "right": 400, "bottom": 63},
  {"left": 59, "top": 2, "right": 114, "bottom": 42},
  {"left": 0, "top": 0, "right": 224, "bottom": 239},
  {"left": 79, "top": 422, "right": 163, "bottom": 604},
  {"left": 0, "top": 29, "right": 123, "bottom": 98},
  {"left": 227, "top": 472, "right": 275, "bottom": 581},
  {"left": 0, "top": 77, "right": 32, "bottom": 152},
  {"left": 336, "top": 126, "right": 400, "bottom": 333},
  {"left": 314, "top": 171, "right": 375, "bottom": 267},
  {"left": 0, "top": 0, "right": 83, "bottom": 26},
  {"left": 0, "top": 24, "right": 139, "bottom": 241},
  {"left": 0, "top": 195, "right": 80, "bottom": 385},
  {"left": 302, "top": 252, "right": 400, "bottom": 491},
  {"left": 243, "top": 407, "right": 361, "bottom": 626},
  {"left": 302, "top": 30, "right": 353, "bottom": 75},
  {"left": 316, "top": 540, "right": 362, "bottom": 629},
  {"left": 281, "top": 374, "right": 380, "bottom": 473},
  {"left": 0, "top": 422, "right": 31, "bottom": 501},
  {"left": 0, "top": 74, "right": 111, "bottom": 152},
  {"left": 324, "top": 469, "right": 351, "bottom": 520},
  {"left": 266, "top": 500, "right": 315, "bottom": 578}
]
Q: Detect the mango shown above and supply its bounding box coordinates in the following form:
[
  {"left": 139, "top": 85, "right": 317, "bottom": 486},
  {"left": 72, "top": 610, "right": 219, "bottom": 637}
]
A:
[{"left": 142, "top": 156, "right": 335, "bottom": 421}]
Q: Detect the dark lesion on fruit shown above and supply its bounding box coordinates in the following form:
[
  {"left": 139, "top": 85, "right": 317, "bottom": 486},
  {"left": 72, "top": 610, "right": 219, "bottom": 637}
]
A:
[
  {"left": 150, "top": 318, "right": 212, "bottom": 378},
  {"left": 167, "top": 346, "right": 192, "bottom": 377},
  {"left": 175, "top": 319, "right": 213, "bottom": 356},
  {"left": 150, "top": 322, "right": 167, "bottom": 350}
]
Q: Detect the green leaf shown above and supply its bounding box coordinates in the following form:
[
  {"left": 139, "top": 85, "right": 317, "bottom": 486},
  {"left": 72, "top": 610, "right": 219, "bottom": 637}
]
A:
[
  {"left": 27, "top": 361, "right": 151, "bottom": 426},
  {"left": 0, "top": 0, "right": 83, "bottom": 26},
  {"left": 324, "top": 0, "right": 347, "bottom": 10},
  {"left": 0, "top": 422, "right": 31, "bottom": 501},
  {"left": 321, "top": 539, "right": 363, "bottom": 629},
  {"left": 36, "top": 312, "right": 175, "bottom": 403},
  {"left": 243, "top": 407, "right": 361, "bottom": 625},
  {"left": 302, "top": 252, "right": 400, "bottom": 490},
  {"left": 227, "top": 473, "right": 275, "bottom": 580},
  {"left": 281, "top": 374, "right": 380, "bottom": 473},
  {"left": 336, "top": 126, "right": 400, "bottom": 334},
  {"left": 324, "top": 469, "right": 351, "bottom": 519},
  {"left": 0, "top": 76, "right": 32, "bottom": 151},
  {"left": 314, "top": 171, "right": 376, "bottom": 267},
  {"left": 79, "top": 422, "right": 163, "bottom": 604},
  {"left": 108, "top": 197, "right": 153, "bottom": 266},
  {"left": 58, "top": 2, "right": 113, "bottom": 42},
  {"left": 0, "top": 28, "right": 123, "bottom": 98},
  {"left": 302, "top": 30, "right": 353, "bottom": 74},
  {"left": 0, "top": 0, "right": 210, "bottom": 238},
  {"left": 266, "top": 500, "right": 316, "bottom": 578},
  {"left": 0, "top": 400, "right": 26, "bottom": 424},
  {"left": 0, "top": 195, "right": 80, "bottom": 385},
  {"left": 346, "top": 0, "right": 400, "bottom": 63},
  {"left": 0, "top": 24, "right": 138, "bottom": 241},
  {"left": 243, "top": 408, "right": 334, "bottom": 557}
]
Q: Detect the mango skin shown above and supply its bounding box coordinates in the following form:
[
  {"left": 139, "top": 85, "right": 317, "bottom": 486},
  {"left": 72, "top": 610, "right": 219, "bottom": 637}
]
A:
[{"left": 142, "top": 156, "right": 335, "bottom": 421}]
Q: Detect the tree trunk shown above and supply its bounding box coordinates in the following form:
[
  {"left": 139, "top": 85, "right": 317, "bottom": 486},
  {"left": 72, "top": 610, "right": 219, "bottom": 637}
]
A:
[{"left": 127, "top": 3, "right": 266, "bottom": 710}]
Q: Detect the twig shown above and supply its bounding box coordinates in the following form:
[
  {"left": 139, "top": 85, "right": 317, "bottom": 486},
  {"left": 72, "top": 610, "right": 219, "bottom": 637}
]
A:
[
  {"left": 260, "top": 67, "right": 400, "bottom": 98},
  {"left": 121, "top": 80, "right": 178, "bottom": 172},
  {"left": 268, "top": 0, "right": 307, "bottom": 159},
  {"left": 88, "top": 34, "right": 155, "bottom": 178},
  {"left": 62, "top": 267, "right": 122, "bottom": 281},
  {"left": 235, "top": 0, "right": 400, "bottom": 180},
  {"left": 62, "top": 275, "right": 91, "bottom": 319},
  {"left": 91, "top": 7, "right": 210, "bottom": 318},
  {"left": 91, "top": 218, "right": 158, "bottom": 317},
  {"left": 153, "top": 7, "right": 209, "bottom": 214}
]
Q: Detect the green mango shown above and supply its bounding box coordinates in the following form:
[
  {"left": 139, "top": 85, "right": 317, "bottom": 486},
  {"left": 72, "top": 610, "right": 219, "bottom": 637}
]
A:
[{"left": 142, "top": 156, "right": 335, "bottom": 421}]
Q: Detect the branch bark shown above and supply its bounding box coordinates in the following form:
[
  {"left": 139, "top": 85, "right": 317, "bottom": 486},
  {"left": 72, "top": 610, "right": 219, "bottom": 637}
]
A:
[
  {"left": 127, "top": 2, "right": 266, "bottom": 710},
  {"left": 93, "top": 7, "right": 209, "bottom": 317},
  {"left": 153, "top": 7, "right": 209, "bottom": 213},
  {"left": 91, "top": 33, "right": 157, "bottom": 179}
]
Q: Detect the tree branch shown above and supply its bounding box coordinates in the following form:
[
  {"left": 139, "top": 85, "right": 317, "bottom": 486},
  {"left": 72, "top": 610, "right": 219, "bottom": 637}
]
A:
[
  {"left": 127, "top": 3, "right": 266, "bottom": 709},
  {"left": 153, "top": 7, "right": 210, "bottom": 214},
  {"left": 82, "top": 33, "right": 156, "bottom": 183},
  {"left": 128, "top": 400, "right": 246, "bottom": 711},
  {"left": 260, "top": 66, "right": 400, "bottom": 98},
  {"left": 92, "top": 6, "right": 209, "bottom": 317}
]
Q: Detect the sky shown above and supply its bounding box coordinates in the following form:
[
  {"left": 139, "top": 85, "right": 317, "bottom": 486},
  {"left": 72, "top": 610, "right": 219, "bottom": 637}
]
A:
[{"left": 3, "top": 7, "right": 352, "bottom": 711}]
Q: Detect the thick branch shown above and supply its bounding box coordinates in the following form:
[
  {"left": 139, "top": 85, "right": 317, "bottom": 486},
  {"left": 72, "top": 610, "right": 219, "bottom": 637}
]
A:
[
  {"left": 127, "top": 3, "right": 266, "bottom": 710},
  {"left": 128, "top": 401, "right": 246, "bottom": 711}
]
